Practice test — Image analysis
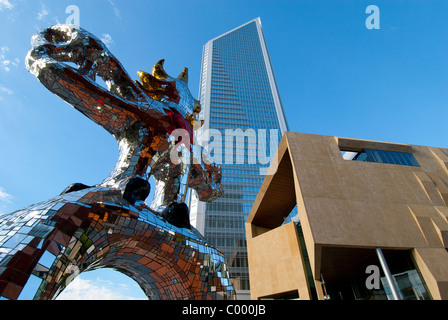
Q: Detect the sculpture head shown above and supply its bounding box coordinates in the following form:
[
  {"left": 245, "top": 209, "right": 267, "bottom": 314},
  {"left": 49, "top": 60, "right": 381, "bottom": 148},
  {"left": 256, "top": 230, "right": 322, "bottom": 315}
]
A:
[
  {"left": 26, "top": 25, "right": 204, "bottom": 134},
  {"left": 136, "top": 59, "right": 203, "bottom": 130}
]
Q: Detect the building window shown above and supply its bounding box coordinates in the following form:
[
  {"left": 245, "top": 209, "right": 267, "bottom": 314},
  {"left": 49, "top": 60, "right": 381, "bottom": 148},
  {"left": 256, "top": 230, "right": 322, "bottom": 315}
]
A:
[{"left": 343, "top": 149, "right": 420, "bottom": 167}]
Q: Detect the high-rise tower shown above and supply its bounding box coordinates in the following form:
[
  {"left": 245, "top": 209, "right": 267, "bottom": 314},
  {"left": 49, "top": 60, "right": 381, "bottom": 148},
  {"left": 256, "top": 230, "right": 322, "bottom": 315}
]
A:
[{"left": 189, "top": 18, "right": 289, "bottom": 299}]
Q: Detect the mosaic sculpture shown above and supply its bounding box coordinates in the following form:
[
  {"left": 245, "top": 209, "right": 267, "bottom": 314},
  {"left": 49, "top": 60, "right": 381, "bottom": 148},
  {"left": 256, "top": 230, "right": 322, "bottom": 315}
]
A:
[{"left": 0, "top": 25, "right": 234, "bottom": 300}]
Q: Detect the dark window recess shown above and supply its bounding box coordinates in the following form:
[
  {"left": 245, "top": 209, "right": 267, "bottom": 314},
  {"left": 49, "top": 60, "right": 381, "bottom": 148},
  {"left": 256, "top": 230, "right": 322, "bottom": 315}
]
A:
[
  {"left": 345, "top": 149, "right": 420, "bottom": 167},
  {"left": 259, "top": 290, "right": 299, "bottom": 300}
]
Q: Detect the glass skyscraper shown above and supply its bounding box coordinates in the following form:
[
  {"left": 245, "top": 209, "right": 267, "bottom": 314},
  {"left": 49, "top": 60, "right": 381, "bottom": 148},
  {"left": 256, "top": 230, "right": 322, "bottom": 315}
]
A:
[{"left": 189, "top": 18, "right": 289, "bottom": 299}]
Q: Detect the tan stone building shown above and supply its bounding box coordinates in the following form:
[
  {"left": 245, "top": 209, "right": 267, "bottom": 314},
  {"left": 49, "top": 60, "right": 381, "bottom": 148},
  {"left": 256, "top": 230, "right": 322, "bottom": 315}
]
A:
[{"left": 246, "top": 132, "right": 448, "bottom": 300}]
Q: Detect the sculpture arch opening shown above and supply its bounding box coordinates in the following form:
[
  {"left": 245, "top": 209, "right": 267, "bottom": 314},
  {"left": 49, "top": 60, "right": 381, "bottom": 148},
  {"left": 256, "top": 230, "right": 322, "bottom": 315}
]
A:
[{"left": 56, "top": 268, "right": 148, "bottom": 300}]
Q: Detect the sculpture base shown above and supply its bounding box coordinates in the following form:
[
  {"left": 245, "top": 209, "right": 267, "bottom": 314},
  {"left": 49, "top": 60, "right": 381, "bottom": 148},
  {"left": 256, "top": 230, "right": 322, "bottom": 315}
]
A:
[{"left": 0, "top": 187, "right": 234, "bottom": 300}]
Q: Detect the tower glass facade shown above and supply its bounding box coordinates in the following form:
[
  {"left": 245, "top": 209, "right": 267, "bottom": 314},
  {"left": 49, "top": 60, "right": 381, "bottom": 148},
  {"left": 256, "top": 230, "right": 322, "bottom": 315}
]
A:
[{"left": 189, "top": 18, "right": 289, "bottom": 298}]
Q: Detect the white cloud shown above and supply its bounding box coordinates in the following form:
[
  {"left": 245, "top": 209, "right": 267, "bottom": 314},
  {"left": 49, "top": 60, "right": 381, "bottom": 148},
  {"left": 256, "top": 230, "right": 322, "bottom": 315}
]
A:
[
  {"left": 0, "top": 0, "right": 13, "bottom": 11},
  {"left": 0, "top": 187, "right": 12, "bottom": 203},
  {"left": 0, "top": 83, "right": 14, "bottom": 96},
  {"left": 56, "top": 277, "right": 145, "bottom": 300},
  {"left": 56, "top": 277, "right": 120, "bottom": 300},
  {"left": 100, "top": 34, "right": 113, "bottom": 46},
  {"left": 37, "top": 6, "right": 49, "bottom": 21},
  {"left": 96, "top": 278, "right": 127, "bottom": 287},
  {"left": 1, "top": 58, "right": 19, "bottom": 71},
  {"left": 108, "top": 0, "right": 121, "bottom": 19},
  {"left": 0, "top": 46, "right": 19, "bottom": 72}
]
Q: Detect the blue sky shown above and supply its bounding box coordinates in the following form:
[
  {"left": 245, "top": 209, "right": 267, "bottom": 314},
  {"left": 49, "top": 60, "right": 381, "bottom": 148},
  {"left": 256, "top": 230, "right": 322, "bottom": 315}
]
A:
[{"left": 0, "top": 0, "right": 447, "bottom": 299}]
